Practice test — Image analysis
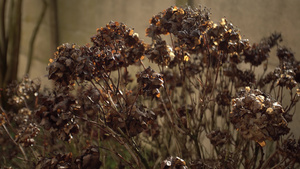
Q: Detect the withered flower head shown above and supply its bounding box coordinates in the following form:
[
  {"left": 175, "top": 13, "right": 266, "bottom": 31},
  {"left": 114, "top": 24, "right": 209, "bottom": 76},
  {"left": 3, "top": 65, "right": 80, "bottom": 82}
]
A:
[
  {"left": 146, "top": 6, "right": 187, "bottom": 38},
  {"left": 105, "top": 103, "right": 155, "bottom": 137},
  {"left": 280, "top": 138, "right": 300, "bottom": 163},
  {"left": 35, "top": 153, "right": 73, "bottom": 169},
  {"left": 230, "top": 86, "right": 290, "bottom": 146},
  {"left": 136, "top": 67, "right": 164, "bottom": 98},
  {"left": 161, "top": 156, "right": 188, "bottom": 169},
  {"left": 36, "top": 90, "right": 80, "bottom": 142},
  {"left": 91, "top": 21, "right": 146, "bottom": 69},
  {"left": 15, "top": 123, "right": 40, "bottom": 147},
  {"left": 244, "top": 33, "right": 282, "bottom": 66},
  {"left": 216, "top": 90, "right": 231, "bottom": 106},
  {"left": 145, "top": 39, "right": 173, "bottom": 66},
  {"left": 6, "top": 76, "right": 40, "bottom": 106},
  {"left": 48, "top": 22, "right": 146, "bottom": 87},
  {"left": 48, "top": 43, "right": 82, "bottom": 86},
  {"left": 259, "top": 64, "right": 298, "bottom": 90},
  {"left": 276, "top": 68, "right": 297, "bottom": 89},
  {"left": 146, "top": 6, "right": 211, "bottom": 54},
  {"left": 207, "top": 130, "right": 231, "bottom": 147},
  {"left": 277, "top": 46, "right": 295, "bottom": 63},
  {"left": 75, "top": 146, "right": 102, "bottom": 169}
]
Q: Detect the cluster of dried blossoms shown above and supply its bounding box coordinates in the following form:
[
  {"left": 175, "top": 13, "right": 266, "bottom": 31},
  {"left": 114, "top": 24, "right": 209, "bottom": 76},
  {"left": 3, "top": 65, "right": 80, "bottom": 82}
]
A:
[
  {"left": 48, "top": 21, "right": 146, "bottom": 86},
  {"left": 206, "top": 130, "right": 231, "bottom": 147},
  {"left": 145, "top": 5, "right": 279, "bottom": 68},
  {"left": 1, "top": 5, "right": 300, "bottom": 169},
  {"left": 4, "top": 76, "right": 41, "bottom": 147},
  {"left": 259, "top": 46, "right": 300, "bottom": 90},
  {"left": 136, "top": 66, "right": 164, "bottom": 98},
  {"left": 36, "top": 89, "right": 80, "bottom": 142},
  {"left": 231, "top": 86, "right": 290, "bottom": 146},
  {"left": 35, "top": 146, "right": 102, "bottom": 169},
  {"left": 161, "top": 156, "right": 188, "bottom": 169}
]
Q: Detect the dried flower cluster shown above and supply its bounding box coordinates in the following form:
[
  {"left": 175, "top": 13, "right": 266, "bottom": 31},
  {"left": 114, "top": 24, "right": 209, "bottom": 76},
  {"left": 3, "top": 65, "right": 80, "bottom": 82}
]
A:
[
  {"left": 105, "top": 101, "right": 156, "bottom": 137},
  {"left": 15, "top": 122, "right": 40, "bottom": 147},
  {"left": 6, "top": 76, "right": 40, "bottom": 106},
  {"left": 75, "top": 146, "right": 102, "bottom": 168},
  {"left": 35, "top": 153, "right": 73, "bottom": 169},
  {"left": 137, "top": 66, "right": 164, "bottom": 98},
  {"left": 36, "top": 90, "right": 79, "bottom": 142},
  {"left": 231, "top": 87, "right": 290, "bottom": 145},
  {"left": 259, "top": 46, "right": 300, "bottom": 91},
  {"left": 48, "top": 21, "right": 145, "bottom": 86},
  {"left": 161, "top": 156, "right": 188, "bottom": 169},
  {"left": 280, "top": 138, "right": 300, "bottom": 163},
  {"left": 206, "top": 130, "right": 231, "bottom": 147}
]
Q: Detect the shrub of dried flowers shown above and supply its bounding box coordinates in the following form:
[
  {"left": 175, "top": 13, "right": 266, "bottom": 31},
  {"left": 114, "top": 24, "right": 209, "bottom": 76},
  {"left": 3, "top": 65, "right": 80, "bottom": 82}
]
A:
[{"left": 1, "top": 6, "right": 300, "bottom": 169}]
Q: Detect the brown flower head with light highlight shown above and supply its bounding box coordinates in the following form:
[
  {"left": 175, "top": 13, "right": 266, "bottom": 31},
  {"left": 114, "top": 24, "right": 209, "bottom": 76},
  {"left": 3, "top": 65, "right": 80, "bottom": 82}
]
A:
[
  {"left": 230, "top": 86, "right": 290, "bottom": 146},
  {"left": 136, "top": 67, "right": 164, "bottom": 98}
]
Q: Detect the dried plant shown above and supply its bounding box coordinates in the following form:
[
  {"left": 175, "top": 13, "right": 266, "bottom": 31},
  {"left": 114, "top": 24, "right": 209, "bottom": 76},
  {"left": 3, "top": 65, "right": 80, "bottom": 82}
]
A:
[{"left": 1, "top": 5, "right": 300, "bottom": 169}]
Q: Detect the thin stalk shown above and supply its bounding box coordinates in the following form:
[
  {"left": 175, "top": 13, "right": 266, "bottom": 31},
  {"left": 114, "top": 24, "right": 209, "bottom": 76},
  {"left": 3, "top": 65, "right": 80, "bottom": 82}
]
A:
[
  {"left": 256, "top": 146, "right": 264, "bottom": 169},
  {"left": 99, "top": 146, "right": 135, "bottom": 168},
  {"left": 79, "top": 116, "right": 149, "bottom": 168},
  {"left": 192, "top": 134, "right": 202, "bottom": 159},
  {"left": 2, "top": 124, "right": 28, "bottom": 161},
  {"left": 252, "top": 144, "right": 260, "bottom": 169},
  {"left": 117, "top": 128, "right": 150, "bottom": 169},
  {"left": 26, "top": 0, "right": 47, "bottom": 74},
  {"left": 0, "top": 0, "right": 7, "bottom": 88},
  {"left": 270, "top": 156, "right": 287, "bottom": 169},
  {"left": 5, "top": 0, "right": 22, "bottom": 84}
]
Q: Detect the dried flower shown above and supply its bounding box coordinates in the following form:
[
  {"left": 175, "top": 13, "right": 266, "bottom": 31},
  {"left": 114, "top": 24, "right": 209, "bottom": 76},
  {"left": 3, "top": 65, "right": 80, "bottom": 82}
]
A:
[
  {"left": 230, "top": 87, "right": 290, "bottom": 145},
  {"left": 35, "top": 153, "right": 73, "bottom": 169},
  {"left": 48, "top": 43, "right": 82, "bottom": 86},
  {"left": 136, "top": 67, "right": 164, "bottom": 98},
  {"left": 6, "top": 76, "right": 40, "bottom": 106},
  {"left": 36, "top": 90, "right": 79, "bottom": 142},
  {"left": 276, "top": 68, "right": 297, "bottom": 89},
  {"left": 207, "top": 130, "right": 230, "bottom": 146},
  {"left": 15, "top": 123, "right": 40, "bottom": 147},
  {"left": 280, "top": 138, "right": 300, "bottom": 163},
  {"left": 75, "top": 146, "right": 102, "bottom": 169},
  {"left": 91, "top": 21, "right": 145, "bottom": 69},
  {"left": 145, "top": 39, "right": 173, "bottom": 66},
  {"left": 161, "top": 156, "right": 188, "bottom": 169},
  {"left": 216, "top": 90, "right": 231, "bottom": 106},
  {"left": 105, "top": 103, "right": 155, "bottom": 137},
  {"left": 244, "top": 33, "right": 282, "bottom": 66}
]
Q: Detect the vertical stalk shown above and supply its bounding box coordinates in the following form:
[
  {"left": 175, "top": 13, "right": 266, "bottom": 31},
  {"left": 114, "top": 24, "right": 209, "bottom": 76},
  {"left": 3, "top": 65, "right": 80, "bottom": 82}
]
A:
[
  {"left": 191, "top": 134, "right": 202, "bottom": 159},
  {"left": 0, "top": 0, "right": 7, "bottom": 89},
  {"left": 0, "top": 0, "right": 7, "bottom": 106},
  {"left": 252, "top": 144, "right": 260, "bottom": 169},
  {"left": 26, "top": 0, "right": 47, "bottom": 74},
  {"left": 5, "top": 0, "right": 22, "bottom": 84}
]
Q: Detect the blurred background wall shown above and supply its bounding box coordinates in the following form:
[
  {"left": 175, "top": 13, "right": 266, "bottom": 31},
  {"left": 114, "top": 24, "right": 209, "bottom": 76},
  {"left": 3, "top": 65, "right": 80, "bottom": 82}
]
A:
[{"left": 10, "top": 0, "right": 300, "bottom": 135}]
